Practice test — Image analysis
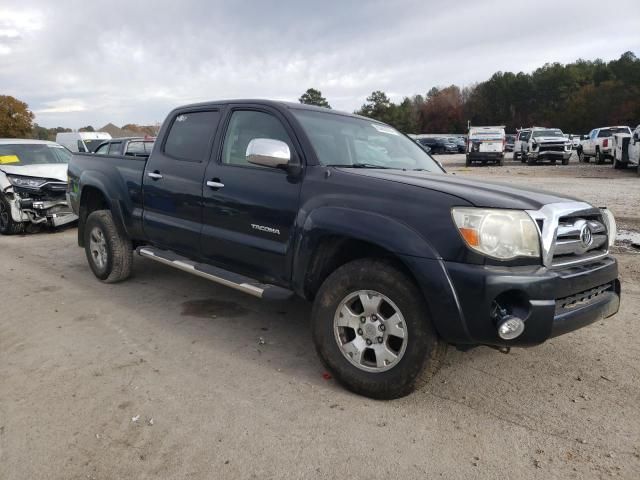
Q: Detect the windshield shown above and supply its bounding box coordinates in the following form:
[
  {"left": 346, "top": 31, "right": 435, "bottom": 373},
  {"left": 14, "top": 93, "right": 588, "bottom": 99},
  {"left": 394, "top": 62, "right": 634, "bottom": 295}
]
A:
[
  {"left": 532, "top": 129, "right": 563, "bottom": 138},
  {"left": 292, "top": 110, "right": 443, "bottom": 172},
  {"left": 598, "top": 127, "right": 631, "bottom": 137},
  {"left": 0, "top": 143, "right": 71, "bottom": 165}
]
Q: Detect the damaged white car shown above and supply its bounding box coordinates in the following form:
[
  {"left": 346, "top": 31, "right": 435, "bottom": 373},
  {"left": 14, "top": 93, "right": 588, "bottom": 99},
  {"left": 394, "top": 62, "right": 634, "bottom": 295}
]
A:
[{"left": 0, "top": 139, "right": 77, "bottom": 235}]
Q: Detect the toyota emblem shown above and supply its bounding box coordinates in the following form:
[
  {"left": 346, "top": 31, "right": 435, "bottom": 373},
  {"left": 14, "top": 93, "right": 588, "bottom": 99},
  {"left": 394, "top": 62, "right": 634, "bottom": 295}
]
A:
[{"left": 580, "top": 224, "right": 593, "bottom": 248}]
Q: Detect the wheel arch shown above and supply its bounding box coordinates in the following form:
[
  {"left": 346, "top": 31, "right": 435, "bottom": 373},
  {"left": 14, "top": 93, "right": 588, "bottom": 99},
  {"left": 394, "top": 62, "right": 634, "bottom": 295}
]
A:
[{"left": 292, "top": 207, "right": 440, "bottom": 301}]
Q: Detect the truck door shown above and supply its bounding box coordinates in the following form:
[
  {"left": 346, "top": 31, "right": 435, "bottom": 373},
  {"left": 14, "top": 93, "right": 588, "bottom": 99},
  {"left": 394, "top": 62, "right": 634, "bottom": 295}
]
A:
[
  {"left": 631, "top": 127, "right": 640, "bottom": 164},
  {"left": 200, "top": 106, "right": 303, "bottom": 285},
  {"left": 142, "top": 109, "right": 222, "bottom": 255}
]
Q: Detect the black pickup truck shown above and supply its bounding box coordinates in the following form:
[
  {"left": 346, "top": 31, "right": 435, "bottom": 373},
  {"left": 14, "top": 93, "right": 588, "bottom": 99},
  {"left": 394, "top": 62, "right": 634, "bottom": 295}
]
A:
[{"left": 67, "top": 100, "right": 621, "bottom": 399}]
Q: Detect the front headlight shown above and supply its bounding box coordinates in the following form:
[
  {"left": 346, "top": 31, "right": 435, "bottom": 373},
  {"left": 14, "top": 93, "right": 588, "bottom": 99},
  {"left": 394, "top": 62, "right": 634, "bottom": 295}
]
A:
[
  {"left": 452, "top": 207, "right": 541, "bottom": 260},
  {"left": 600, "top": 208, "right": 616, "bottom": 247},
  {"left": 6, "top": 175, "right": 48, "bottom": 189}
]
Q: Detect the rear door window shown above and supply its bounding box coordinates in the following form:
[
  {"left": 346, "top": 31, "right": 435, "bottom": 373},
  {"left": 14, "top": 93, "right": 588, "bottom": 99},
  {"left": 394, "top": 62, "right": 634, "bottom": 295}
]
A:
[
  {"left": 164, "top": 111, "right": 220, "bottom": 162},
  {"left": 108, "top": 142, "right": 123, "bottom": 155}
]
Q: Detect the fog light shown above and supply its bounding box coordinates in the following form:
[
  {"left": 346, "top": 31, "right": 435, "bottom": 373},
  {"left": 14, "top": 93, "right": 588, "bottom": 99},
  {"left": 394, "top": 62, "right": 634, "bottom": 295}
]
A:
[{"left": 497, "top": 316, "right": 525, "bottom": 340}]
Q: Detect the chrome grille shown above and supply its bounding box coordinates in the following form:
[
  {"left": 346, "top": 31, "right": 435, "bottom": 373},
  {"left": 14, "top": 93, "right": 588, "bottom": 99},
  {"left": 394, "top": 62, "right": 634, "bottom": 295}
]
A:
[{"left": 527, "top": 202, "right": 610, "bottom": 268}]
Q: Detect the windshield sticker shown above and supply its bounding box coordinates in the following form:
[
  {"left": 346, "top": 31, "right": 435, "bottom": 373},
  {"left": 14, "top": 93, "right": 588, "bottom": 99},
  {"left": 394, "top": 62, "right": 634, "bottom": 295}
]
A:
[
  {"left": 0, "top": 155, "right": 19, "bottom": 164},
  {"left": 176, "top": 114, "right": 188, "bottom": 122},
  {"left": 371, "top": 123, "right": 399, "bottom": 136}
]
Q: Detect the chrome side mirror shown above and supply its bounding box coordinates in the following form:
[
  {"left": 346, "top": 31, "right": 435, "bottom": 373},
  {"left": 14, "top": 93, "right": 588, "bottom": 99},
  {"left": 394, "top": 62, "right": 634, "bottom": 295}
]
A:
[{"left": 246, "top": 138, "right": 290, "bottom": 169}]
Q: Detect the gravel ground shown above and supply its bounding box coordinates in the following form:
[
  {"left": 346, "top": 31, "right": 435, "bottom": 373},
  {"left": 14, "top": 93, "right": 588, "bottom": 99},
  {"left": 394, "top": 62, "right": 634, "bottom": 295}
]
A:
[{"left": 1, "top": 154, "right": 639, "bottom": 479}]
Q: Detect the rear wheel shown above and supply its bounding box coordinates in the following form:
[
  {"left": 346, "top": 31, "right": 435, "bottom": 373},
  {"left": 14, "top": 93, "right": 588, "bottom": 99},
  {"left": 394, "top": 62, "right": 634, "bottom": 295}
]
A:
[
  {"left": 311, "top": 258, "right": 446, "bottom": 399},
  {"left": 595, "top": 149, "right": 604, "bottom": 164},
  {"left": 0, "top": 195, "right": 25, "bottom": 235},
  {"left": 465, "top": 155, "right": 471, "bottom": 167},
  {"left": 84, "top": 210, "right": 133, "bottom": 283}
]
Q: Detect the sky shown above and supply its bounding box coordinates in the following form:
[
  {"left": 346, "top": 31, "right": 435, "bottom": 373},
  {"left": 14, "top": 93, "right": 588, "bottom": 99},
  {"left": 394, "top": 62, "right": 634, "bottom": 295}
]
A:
[{"left": 1, "top": 0, "right": 639, "bottom": 129}]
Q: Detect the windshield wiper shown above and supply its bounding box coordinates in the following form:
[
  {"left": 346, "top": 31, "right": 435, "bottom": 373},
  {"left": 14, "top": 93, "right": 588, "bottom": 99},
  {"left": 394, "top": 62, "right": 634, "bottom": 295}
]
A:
[{"left": 327, "top": 163, "right": 391, "bottom": 169}]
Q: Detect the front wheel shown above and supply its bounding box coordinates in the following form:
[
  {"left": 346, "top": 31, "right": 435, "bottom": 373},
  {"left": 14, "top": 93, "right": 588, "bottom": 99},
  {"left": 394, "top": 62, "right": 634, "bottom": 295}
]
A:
[
  {"left": 0, "top": 195, "right": 25, "bottom": 235},
  {"left": 562, "top": 157, "right": 569, "bottom": 165},
  {"left": 578, "top": 149, "right": 588, "bottom": 163},
  {"left": 613, "top": 153, "right": 624, "bottom": 169},
  {"left": 465, "top": 155, "right": 471, "bottom": 167},
  {"left": 595, "top": 150, "right": 604, "bottom": 164},
  {"left": 84, "top": 210, "right": 133, "bottom": 283},
  {"left": 311, "top": 258, "right": 445, "bottom": 399}
]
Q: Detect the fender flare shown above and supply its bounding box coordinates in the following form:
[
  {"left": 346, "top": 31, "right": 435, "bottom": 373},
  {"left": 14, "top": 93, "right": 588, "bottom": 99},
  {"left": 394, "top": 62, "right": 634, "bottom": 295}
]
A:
[
  {"left": 77, "top": 171, "right": 129, "bottom": 245},
  {"left": 291, "top": 206, "right": 440, "bottom": 296}
]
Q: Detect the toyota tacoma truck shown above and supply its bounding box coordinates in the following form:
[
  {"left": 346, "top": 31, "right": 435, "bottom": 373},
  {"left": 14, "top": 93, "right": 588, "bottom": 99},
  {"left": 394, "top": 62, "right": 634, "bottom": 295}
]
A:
[
  {"left": 67, "top": 100, "right": 621, "bottom": 399},
  {"left": 0, "top": 139, "right": 77, "bottom": 234}
]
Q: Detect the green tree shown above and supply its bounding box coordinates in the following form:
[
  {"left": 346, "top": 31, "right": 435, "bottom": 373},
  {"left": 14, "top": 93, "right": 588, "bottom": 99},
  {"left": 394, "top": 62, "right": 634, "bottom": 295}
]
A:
[
  {"left": 79, "top": 125, "right": 95, "bottom": 132},
  {"left": 299, "top": 88, "right": 331, "bottom": 108},
  {"left": 0, "top": 95, "right": 34, "bottom": 138}
]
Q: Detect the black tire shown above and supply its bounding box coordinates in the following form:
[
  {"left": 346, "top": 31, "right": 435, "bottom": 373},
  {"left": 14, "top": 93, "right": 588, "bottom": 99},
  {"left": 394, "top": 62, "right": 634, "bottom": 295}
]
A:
[
  {"left": 578, "top": 149, "right": 587, "bottom": 163},
  {"left": 497, "top": 155, "right": 504, "bottom": 166},
  {"left": 595, "top": 149, "right": 604, "bottom": 164},
  {"left": 84, "top": 210, "right": 132, "bottom": 283},
  {"left": 0, "top": 194, "right": 25, "bottom": 235},
  {"left": 311, "top": 258, "right": 446, "bottom": 399},
  {"left": 527, "top": 156, "right": 537, "bottom": 165},
  {"left": 562, "top": 157, "right": 569, "bottom": 165},
  {"left": 613, "top": 153, "right": 624, "bottom": 169},
  {"left": 465, "top": 155, "right": 471, "bottom": 167},
  {"left": 513, "top": 151, "right": 520, "bottom": 161}
]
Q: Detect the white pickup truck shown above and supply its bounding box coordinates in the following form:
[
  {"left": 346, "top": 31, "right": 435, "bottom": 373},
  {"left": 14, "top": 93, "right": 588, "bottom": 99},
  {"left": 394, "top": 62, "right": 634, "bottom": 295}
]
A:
[
  {"left": 612, "top": 124, "right": 640, "bottom": 173},
  {"left": 578, "top": 126, "right": 632, "bottom": 164}
]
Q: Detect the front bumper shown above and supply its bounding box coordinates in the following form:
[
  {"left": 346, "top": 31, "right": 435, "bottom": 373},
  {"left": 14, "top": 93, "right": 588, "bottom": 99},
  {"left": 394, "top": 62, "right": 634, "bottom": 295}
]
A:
[
  {"left": 528, "top": 150, "right": 572, "bottom": 160},
  {"left": 4, "top": 189, "right": 77, "bottom": 227},
  {"left": 438, "top": 256, "right": 619, "bottom": 347}
]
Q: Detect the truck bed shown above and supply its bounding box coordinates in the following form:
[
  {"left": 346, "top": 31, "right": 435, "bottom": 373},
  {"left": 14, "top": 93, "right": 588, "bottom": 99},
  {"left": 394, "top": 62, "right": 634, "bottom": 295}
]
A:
[{"left": 67, "top": 153, "right": 147, "bottom": 241}]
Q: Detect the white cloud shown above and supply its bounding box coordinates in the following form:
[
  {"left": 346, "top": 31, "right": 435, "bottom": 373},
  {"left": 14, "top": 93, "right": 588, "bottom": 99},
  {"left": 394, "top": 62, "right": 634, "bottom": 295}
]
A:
[{"left": 0, "top": 0, "right": 637, "bottom": 129}]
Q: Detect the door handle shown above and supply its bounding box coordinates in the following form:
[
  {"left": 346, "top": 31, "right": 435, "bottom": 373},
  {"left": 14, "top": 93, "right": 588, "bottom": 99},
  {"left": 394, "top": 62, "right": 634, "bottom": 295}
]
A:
[
  {"left": 147, "top": 171, "right": 163, "bottom": 180},
  {"left": 206, "top": 180, "right": 225, "bottom": 189}
]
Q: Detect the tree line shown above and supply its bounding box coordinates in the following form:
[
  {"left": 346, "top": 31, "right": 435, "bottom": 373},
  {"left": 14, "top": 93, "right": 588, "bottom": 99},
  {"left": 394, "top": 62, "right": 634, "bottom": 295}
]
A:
[
  {"left": 299, "top": 51, "right": 640, "bottom": 134},
  {"left": 1, "top": 51, "right": 637, "bottom": 139}
]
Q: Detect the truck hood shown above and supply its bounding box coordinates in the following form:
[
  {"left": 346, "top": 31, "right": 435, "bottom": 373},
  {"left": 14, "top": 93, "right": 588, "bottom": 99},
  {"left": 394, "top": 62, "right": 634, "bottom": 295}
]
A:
[
  {"left": 0, "top": 163, "right": 69, "bottom": 182},
  {"left": 338, "top": 169, "right": 580, "bottom": 210}
]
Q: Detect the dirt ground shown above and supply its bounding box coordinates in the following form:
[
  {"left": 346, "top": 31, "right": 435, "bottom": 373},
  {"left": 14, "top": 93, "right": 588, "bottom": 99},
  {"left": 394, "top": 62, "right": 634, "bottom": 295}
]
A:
[{"left": 1, "top": 153, "right": 639, "bottom": 479}]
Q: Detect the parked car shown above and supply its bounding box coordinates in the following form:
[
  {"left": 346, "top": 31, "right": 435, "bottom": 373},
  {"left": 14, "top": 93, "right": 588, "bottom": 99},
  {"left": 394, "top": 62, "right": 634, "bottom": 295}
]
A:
[
  {"left": 417, "top": 137, "right": 457, "bottom": 154},
  {"left": 612, "top": 124, "right": 640, "bottom": 172},
  {"left": 67, "top": 100, "right": 620, "bottom": 399},
  {"left": 466, "top": 126, "right": 505, "bottom": 166},
  {"left": 505, "top": 134, "right": 516, "bottom": 152},
  {"left": 513, "top": 128, "right": 534, "bottom": 160},
  {"left": 94, "top": 137, "right": 156, "bottom": 158},
  {"left": 578, "top": 126, "right": 632, "bottom": 164},
  {"left": 56, "top": 132, "right": 112, "bottom": 153},
  {"left": 447, "top": 137, "right": 466, "bottom": 153},
  {"left": 0, "top": 139, "right": 77, "bottom": 234},
  {"left": 521, "top": 128, "right": 572, "bottom": 165}
]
